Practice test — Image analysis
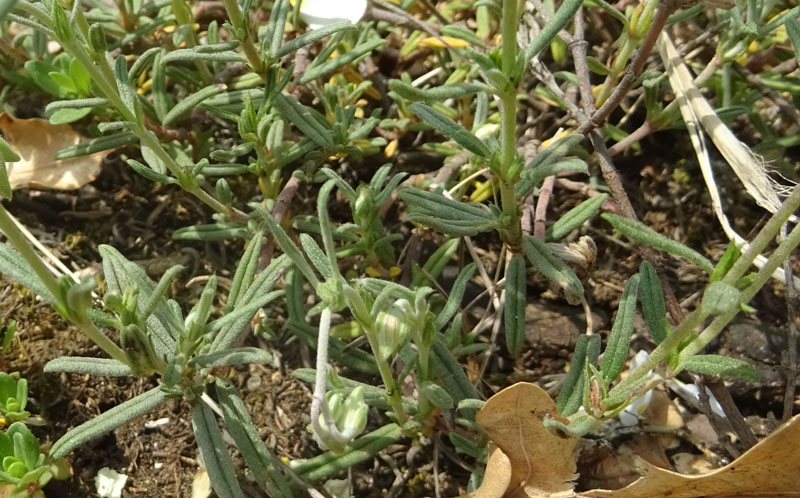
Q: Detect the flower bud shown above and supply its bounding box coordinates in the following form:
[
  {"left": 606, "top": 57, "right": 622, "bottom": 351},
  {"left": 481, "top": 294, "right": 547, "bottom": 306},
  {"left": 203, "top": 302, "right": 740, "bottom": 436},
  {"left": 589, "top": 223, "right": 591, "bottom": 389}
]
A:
[{"left": 374, "top": 299, "right": 412, "bottom": 361}]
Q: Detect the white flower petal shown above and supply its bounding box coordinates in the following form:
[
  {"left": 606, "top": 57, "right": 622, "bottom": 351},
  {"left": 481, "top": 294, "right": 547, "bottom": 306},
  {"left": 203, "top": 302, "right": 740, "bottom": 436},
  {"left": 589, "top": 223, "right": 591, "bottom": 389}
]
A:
[
  {"left": 299, "top": 0, "right": 367, "bottom": 29},
  {"left": 95, "top": 467, "right": 128, "bottom": 498}
]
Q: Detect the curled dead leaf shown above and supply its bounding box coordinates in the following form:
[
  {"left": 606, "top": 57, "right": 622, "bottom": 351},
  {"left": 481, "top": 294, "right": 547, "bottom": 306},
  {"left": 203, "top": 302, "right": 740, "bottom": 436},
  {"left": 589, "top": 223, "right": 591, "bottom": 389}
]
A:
[
  {"left": 0, "top": 113, "right": 104, "bottom": 190},
  {"left": 580, "top": 413, "right": 800, "bottom": 497},
  {"left": 468, "top": 382, "right": 579, "bottom": 498}
]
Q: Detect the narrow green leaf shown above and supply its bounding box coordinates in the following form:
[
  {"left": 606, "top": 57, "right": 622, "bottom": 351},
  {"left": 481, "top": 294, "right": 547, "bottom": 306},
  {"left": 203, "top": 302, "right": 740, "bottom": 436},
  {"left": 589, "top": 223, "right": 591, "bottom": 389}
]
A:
[
  {"left": 300, "top": 38, "right": 385, "bottom": 84},
  {"left": 226, "top": 232, "right": 264, "bottom": 312},
  {"left": 420, "top": 381, "right": 454, "bottom": 409},
  {"left": 546, "top": 193, "right": 607, "bottom": 241},
  {"left": 681, "top": 354, "right": 759, "bottom": 382},
  {"left": 601, "top": 274, "right": 640, "bottom": 384},
  {"left": 602, "top": 213, "right": 714, "bottom": 273},
  {"left": 277, "top": 21, "right": 353, "bottom": 57},
  {"left": 292, "top": 424, "right": 402, "bottom": 481},
  {"left": 172, "top": 222, "right": 250, "bottom": 241},
  {"left": 51, "top": 387, "right": 167, "bottom": 458},
  {"left": 215, "top": 381, "right": 293, "bottom": 497},
  {"left": 211, "top": 255, "right": 289, "bottom": 353},
  {"left": 409, "top": 103, "right": 490, "bottom": 157},
  {"left": 432, "top": 337, "right": 479, "bottom": 420},
  {"left": 638, "top": 262, "right": 668, "bottom": 344},
  {"left": 127, "top": 159, "right": 176, "bottom": 184},
  {"left": 504, "top": 255, "right": 527, "bottom": 355},
  {"left": 0, "top": 244, "right": 56, "bottom": 302},
  {"left": 43, "top": 357, "right": 132, "bottom": 377},
  {"left": 517, "top": 158, "right": 588, "bottom": 196},
  {"left": 525, "top": 0, "right": 583, "bottom": 61},
  {"left": 710, "top": 240, "right": 741, "bottom": 283},
  {"left": 162, "top": 84, "right": 225, "bottom": 127},
  {"left": 249, "top": 202, "right": 320, "bottom": 288},
  {"left": 786, "top": 18, "right": 800, "bottom": 64},
  {"left": 54, "top": 132, "right": 137, "bottom": 160},
  {"left": 192, "top": 402, "right": 244, "bottom": 498},
  {"left": 100, "top": 245, "right": 179, "bottom": 357},
  {"left": 521, "top": 236, "right": 584, "bottom": 300},
  {"left": 0, "top": 137, "right": 20, "bottom": 163},
  {"left": 274, "top": 93, "right": 334, "bottom": 149},
  {"left": 190, "top": 347, "right": 272, "bottom": 369},
  {"left": 0, "top": 161, "right": 11, "bottom": 200},
  {"left": 556, "top": 334, "right": 590, "bottom": 416},
  {"left": 434, "top": 263, "right": 477, "bottom": 331},
  {"left": 47, "top": 107, "right": 92, "bottom": 125},
  {"left": 415, "top": 238, "right": 459, "bottom": 287}
]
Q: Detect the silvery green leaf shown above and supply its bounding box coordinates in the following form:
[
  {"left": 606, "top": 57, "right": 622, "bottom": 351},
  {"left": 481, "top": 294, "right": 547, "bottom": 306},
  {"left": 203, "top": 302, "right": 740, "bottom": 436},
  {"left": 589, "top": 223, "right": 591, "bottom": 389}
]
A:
[
  {"left": 434, "top": 263, "right": 476, "bottom": 331},
  {"left": 517, "top": 158, "right": 588, "bottom": 196},
  {"left": 215, "top": 381, "right": 292, "bottom": 497},
  {"left": 190, "top": 347, "right": 272, "bottom": 368},
  {"left": 543, "top": 413, "right": 599, "bottom": 437},
  {"left": 274, "top": 93, "right": 334, "bottom": 149},
  {"left": 420, "top": 381, "right": 454, "bottom": 409},
  {"left": 389, "top": 80, "right": 485, "bottom": 104},
  {"left": 409, "top": 103, "right": 491, "bottom": 157},
  {"left": 227, "top": 232, "right": 264, "bottom": 312},
  {"left": 524, "top": 0, "right": 584, "bottom": 61},
  {"left": 504, "top": 255, "right": 527, "bottom": 356},
  {"left": 43, "top": 357, "right": 132, "bottom": 377},
  {"left": 172, "top": 222, "right": 250, "bottom": 241},
  {"left": 602, "top": 213, "right": 714, "bottom": 273},
  {"left": 556, "top": 334, "right": 599, "bottom": 416},
  {"left": 432, "top": 338, "right": 479, "bottom": 421},
  {"left": 291, "top": 424, "right": 403, "bottom": 481},
  {"left": 398, "top": 188, "right": 498, "bottom": 236},
  {"left": 100, "top": 245, "right": 179, "bottom": 357},
  {"left": 522, "top": 236, "right": 584, "bottom": 301},
  {"left": 681, "top": 354, "right": 759, "bottom": 382},
  {"left": 211, "top": 255, "right": 289, "bottom": 352},
  {"left": 300, "top": 38, "right": 385, "bottom": 84},
  {"left": 546, "top": 193, "right": 607, "bottom": 241},
  {"left": 277, "top": 22, "right": 353, "bottom": 58},
  {"left": 638, "top": 261, "right": 668, "bottom": 344},
  {"left": 53, "top": 132, "right": 137, "bottom": 160},
  {"left": 192, "top": 402, "right": 244, "bottom": 498},
  {"left": 0, "top": 244, "right": 55, "bottom": 302},
  {"left": 50, "top": 387, "right": 167, "bottom": 459},
  {"left": 162, "top": 84, "right": 225, "bottom": 127}
]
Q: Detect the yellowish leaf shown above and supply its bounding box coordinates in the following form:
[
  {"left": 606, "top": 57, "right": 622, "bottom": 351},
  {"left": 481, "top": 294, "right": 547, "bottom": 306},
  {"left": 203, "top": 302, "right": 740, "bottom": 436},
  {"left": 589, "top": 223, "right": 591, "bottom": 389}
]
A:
[
  {"left": 0, "top": 113, "right": 104, "bottom": 190},
  {"left": 460, "top": 446, "right": 513, "bottom": 498}
]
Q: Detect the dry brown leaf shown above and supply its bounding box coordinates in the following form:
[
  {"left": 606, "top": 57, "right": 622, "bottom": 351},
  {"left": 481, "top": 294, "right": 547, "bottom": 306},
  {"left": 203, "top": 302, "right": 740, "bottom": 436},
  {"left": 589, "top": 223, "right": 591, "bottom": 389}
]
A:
[
  {"left": 580, "top": 413, "right": 800, "bottom": 498},
  {"left": 0, "top": 113, "right": 104, "bottom": 190},
  {"left": 460, "top": 446, "right": 513, "bottom": 498},
  {"left": 473, "top": 382, "right": 579, "bottom": 498}
]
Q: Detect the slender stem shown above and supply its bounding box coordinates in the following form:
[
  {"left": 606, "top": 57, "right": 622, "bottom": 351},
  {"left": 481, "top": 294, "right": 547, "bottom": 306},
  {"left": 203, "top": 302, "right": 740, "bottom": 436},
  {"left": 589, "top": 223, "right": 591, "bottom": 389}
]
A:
[
  {"left": 221, "top": 0, "right": 264, "bottom": 73},
  {"left": 364, "top": 327, "right": 408, "bottom": 425},
  {"left": 580, "top": 0, "right": 678, "bottom": 133},
  {"left": 680, "top": 221, "right": 800, "bottom": 361},
  {"left": 498, "top": 0, "right": 522, "bottom": 248}
]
